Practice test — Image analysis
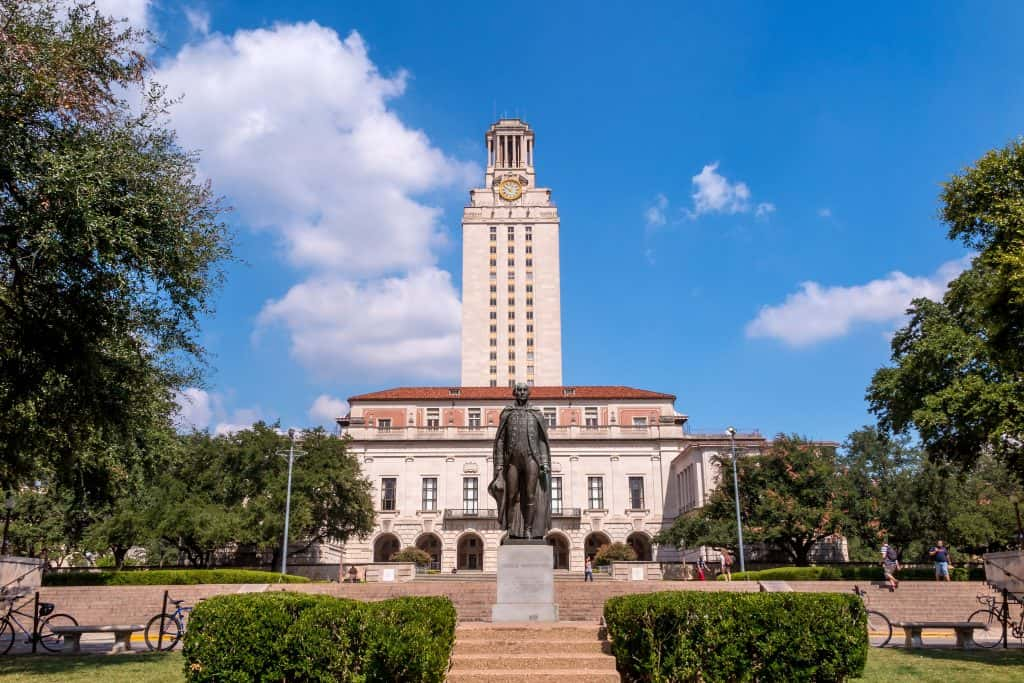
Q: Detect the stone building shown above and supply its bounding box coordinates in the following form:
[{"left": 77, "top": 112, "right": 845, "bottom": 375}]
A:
[{"left": 329, "top": 117, "right": 785, "bottom": 572}]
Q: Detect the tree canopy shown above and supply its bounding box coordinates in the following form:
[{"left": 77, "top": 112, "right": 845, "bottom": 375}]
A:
[
  {"left": 657, "top": 436, "right": 848, "bottom": 566},
  {"left": 0, "top": 0, "right": 231, "bottom": 499},
  {"left": 867, "top": 139, "right": 1024, "bottom": 477}
]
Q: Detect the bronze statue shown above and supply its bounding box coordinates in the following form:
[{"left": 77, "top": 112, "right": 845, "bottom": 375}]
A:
[{"left": 489, "top": 383, "right": 552, "bottom": 540}]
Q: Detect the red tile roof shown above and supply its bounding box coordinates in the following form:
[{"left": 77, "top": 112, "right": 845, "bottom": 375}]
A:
[{"left": 348, "top": 386, "right": 676, "bottom": 402}]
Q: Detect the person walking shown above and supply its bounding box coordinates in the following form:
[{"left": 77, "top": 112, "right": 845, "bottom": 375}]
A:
[
  {"left": 881, "top": 542, "right": 900, "bottom": 591},
  {"left": 929, "top": 541, "right": 953, "bottom": 582},
  {"left": 696, "top": 555, "right": 708, "bottom": 581},
  {"left": 718, "top": 548, "right": 733, "bottom": 581},
  {"left": 584, "top": 555, "right": 594, "bottom": 582}
]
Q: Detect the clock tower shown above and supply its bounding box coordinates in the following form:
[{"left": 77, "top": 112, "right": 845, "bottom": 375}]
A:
[{"left": 461, "top": 119, "right": 563, "bottom": 387}]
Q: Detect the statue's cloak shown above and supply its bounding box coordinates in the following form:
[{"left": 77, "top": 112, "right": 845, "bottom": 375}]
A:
[{"left": 489, "top": 406, "right": 552, "bottom": 538}]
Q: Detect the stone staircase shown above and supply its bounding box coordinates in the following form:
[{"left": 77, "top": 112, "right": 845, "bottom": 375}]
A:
[{"left": 447, "top": 623, "right": 618, "bottom": 682}]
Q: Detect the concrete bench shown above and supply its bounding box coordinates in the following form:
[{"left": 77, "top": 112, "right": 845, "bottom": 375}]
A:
[
  {"left": 49, "top": 624, "right": 146, "bottom": 653},
  {"left": 893, "top": 621, "right": 987, "bottom": 649}
]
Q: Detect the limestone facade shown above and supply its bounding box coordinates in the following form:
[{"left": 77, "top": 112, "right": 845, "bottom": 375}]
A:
[
  {"left": 337, "top": 386, "right": 766, "bottom": 572},
  {"left": 461, "top": 119, "right": 562, "bottom": 387}
]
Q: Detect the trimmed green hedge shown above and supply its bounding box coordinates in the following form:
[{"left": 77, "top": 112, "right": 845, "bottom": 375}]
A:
[
  {"left": 183, "top": 592, "right": 456, "bottom": 683},
  {"left": 42, "top": 569, "right": 311, "bottom": 586},
  {"left": 604, "top": 591, "right": 867, "bottom": 682},
  {"left": 719, "top": 565, "right": 984, "bottom": 582}
]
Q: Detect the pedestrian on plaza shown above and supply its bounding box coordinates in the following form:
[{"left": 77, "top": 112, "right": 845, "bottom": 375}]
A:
[
  {"left": 584, "top": 556, "right": 594, "bottom": 582},
  {"left": 929, "top": 540, "right": 953, "bottom": 582},
  {"left": 696, "top": 555, "right": 708, "bottom": 581},
  {"left": 881, "top": 541, "right": 900, "bottom": 591},
  {"left": 718, "top": 548, "right": 733, "bottom": 581}
]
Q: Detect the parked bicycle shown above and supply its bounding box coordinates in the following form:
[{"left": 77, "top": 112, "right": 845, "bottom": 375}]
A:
[
  {"left": 0, "top": 589, "right": 78, "bottom": 654},
  {"left": 853, "top": 585, "right": 892, "bottom": 647},
  {"left": 967, "top": 593, "right": 1022, "bottom": 648},
  {"left": 145, "top": 594, "right": 194, "bottom": 651}
]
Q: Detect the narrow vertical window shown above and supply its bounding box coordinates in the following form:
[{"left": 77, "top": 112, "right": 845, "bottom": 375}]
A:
[
  {"left": 551, "top": 476, "right": 563, "bottom": 515},
  {"left": 629, "top": 476, "right": 645, "bottom": 510},
  {"left": 588, "top": 477, "right": 604, "bottom": 510},
  {"left": 463, "top": 477, "right": 479, "bottom": 514},
  {"left": 422, "top": 477, "right": 437, "bottom": 511},
  {"left": 381, "top": 477, "right": 397, "bottom": 511}
]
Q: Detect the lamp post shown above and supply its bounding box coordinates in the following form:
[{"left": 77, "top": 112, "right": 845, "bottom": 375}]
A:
[
  {"left": 278, "top": 429, "right": 306, "bottom": 576},
  {"left": 726, "top": 427, "right": 746, "bottom": 573},
  {"left": 2, "top": 494, "right": 15, "bottom": 556}
]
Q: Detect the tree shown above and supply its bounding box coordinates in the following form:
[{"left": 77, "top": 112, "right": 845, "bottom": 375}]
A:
[
  {"left": 0, "top": 1, "right": 231, "bottom": 499},
  {"left": 593, "top": 542, "right": 637, "bottom": 567},
  {"left": 839, "top": 426, "right": 1022, "bottom": 562},
  {"left": 392, "top": 547, "right": 431, "bottom": 566},
  {"left": 657, "top": 436, "right": 848, "bottom": 566},
  {"left": 138, "top": 425, "right": 374, "bottom": 567},
  {"left": 868, "top": 139, "right": 1024, "bottom": 477}
]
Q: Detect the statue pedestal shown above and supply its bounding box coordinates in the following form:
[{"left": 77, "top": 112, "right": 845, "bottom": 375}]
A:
[{"left": 492, "top": 543, "right": 559, "bottom": 622}]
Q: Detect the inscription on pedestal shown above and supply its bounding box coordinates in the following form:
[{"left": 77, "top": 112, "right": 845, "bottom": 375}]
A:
[{"left": 492, "top": 544, "right": 558, "bottom": 622}]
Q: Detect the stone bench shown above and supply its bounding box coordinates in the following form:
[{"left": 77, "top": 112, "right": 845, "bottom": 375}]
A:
[
  {"left": 893, "top": 621, "right": 987, "bottom": 649},
  {"left": 49, "top": 624, "right": 146, "bottom": 653}
]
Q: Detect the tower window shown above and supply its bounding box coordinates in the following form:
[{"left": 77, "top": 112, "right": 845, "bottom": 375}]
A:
[
  {"left": 490, "top": 298, "right": 497, "bottom": 306},
  {"left": 508, "top": 324, "right": 515, "bottom": 333},
  {"left": 526, "top": 284, "right": 533, "bottom": 293},
  {"left": 526, "top": 245, "right": 532, "bottom": 254},
  {"left": 490, "top": 339, "right": 497, "bottom": 347},
  {"left": 526, "top": 324, "right": 534, "bottom": 333},
  {"left": 490, "top": 233, "right": 496, "bottom": 241},
  {"left": 489, "top": 258, "right": 496, "bottom": 267},
  {"left": 527, "top": 337, "right": 534, "bottom": 346},
  {"left": 490, "top": 246, "right": 497, "bottom": 254},
  {"left": 489, "top": 311, "right": 497, "bottom": 319},
  {"left": 508, "top": 297, "right": 515, "bottom": 306},
  {"left": 490, "top": 351, "right": 497, "bottom": 360},
  {"left": 525, "top": 233, "right": 532, "bottom": 241},
  {"left": 490, "top": 285, "right": 497, "bottom": 293},
  {"left": 490, "top": 365, "right": 497, "bottom": 374},
  {"left": 526, "top": 298, "right": 533, "bottom": 306},
  {"left": 490, "top": 226, "right": 497, "bottom": 233},
  {"left": 508, "top": 311, "right": 515, "bottom": 319},
  {"left": 507, "top": 245, "right": 514, "bottom": 254},
  {"left": 508, "top": 351, "right": 516, "bottom": 361},
  {"left": 526, "top": 311, "right": 533, "bottom": 320},
  {"left": 508, "top": 365, "right": 515, "bottom": 374},
  {"left": 508, "top": 284, "right": 515, "bottom": 293},
  {"left": 489, "top": 324, "right": 497, "bottom": 333},
  {"left": 490, "top": 380, "right": 497, "bottom": 387},
  {"left": 508, "top": 259, "right": 514, "bottom": 267},
  {"left": 526, "top": 259, "right": 533, "bottom": 267}
]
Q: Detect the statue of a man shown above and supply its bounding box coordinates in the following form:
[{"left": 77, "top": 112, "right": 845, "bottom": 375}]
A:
[{"left": 489, "top": 382, "right": 552, "bottom": 540}]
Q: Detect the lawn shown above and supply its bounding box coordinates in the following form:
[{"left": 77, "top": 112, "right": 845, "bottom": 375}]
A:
[{"left": 0, "top": 647, "right": 1022, "bottom": 681}]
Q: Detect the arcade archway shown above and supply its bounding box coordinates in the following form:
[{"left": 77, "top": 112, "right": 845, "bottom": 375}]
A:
[
  {"left": 584, "top": 531, "right": 611, "bottom": 560},
  {"left": 627, "top": 532, "right": 653, "bottom": 561},
  {"left": 546, "top": 532, "right": 571, "bottom": 570},
  {"left": 373, "top": 533, "right": 401, "bottom": 562},
  {"left": 415, "top": 533, "right": 443, "bottom": 570},
  {"left": 457, "top": 532, "right": 484, "bottom": 571}
]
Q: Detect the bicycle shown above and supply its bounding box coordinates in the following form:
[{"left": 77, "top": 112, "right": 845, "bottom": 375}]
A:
[
  {"left": 966, "top": 593, "right": 1022, "bottom": 648},
  {"left": 0, "top": 589, "right": 78, "bottom": 654},
  {"left": 145, "top": 595, "right": 194, "bottom": 651},
  {"left": 853, "top": 585, "right": 893, "bottom": 647}
]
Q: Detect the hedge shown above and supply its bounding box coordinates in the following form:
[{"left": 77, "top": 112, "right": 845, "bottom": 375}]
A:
[
  {"left": 604, "top": 591, "right": 867, "bottom": 682},
  {"left": 42, "top": 569, "right": 311, "bottom": 586},
  {"left": 719, "top": 565, "right": 984, "bottom": 582},
  {"left": 183, "top": 592, "right": 456, "bottom": 683}
]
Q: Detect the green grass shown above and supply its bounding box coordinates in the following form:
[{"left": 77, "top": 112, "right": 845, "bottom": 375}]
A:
[
  {"left": 0, "top": 647, "right": 1022, "bottom": 682},
  {"left": 861, "top": 648, "right": 1024, "bottom": 681},
  {"left": 0, "top": 652, "right": 182, "bottom": 682}
]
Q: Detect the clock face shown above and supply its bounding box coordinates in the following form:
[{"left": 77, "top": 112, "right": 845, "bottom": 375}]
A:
[{"left": 498, "top": 178, "right": 523, "bottom": 201}]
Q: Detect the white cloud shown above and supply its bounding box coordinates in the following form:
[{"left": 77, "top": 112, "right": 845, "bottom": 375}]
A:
[
  {"left": 154, "top": 24, "right": 475, "bottom": 381},
  {"left": 309, "top": 394, "right": 348, "bottom": 427},
  {"left": 173, "top": 388, "right": 265, "bottom": 434},
  {"left": 257, "top": 268, "right": 461, "bottom": 381},
  {"left": 745, "top": 256, "right": 971, "bottom": 346},
  {"left": 755, "top": 202, "right": 776, "bottom": 218},
  {"left": 818, "top": 208, "right": 832, "bottom": 218},
  {"left": 183, "top": 7, "right": 210, "bottom": 35},
  {"left": 94, "top": 0, "right": 151, "bottom": 30},
  {"left": 690, "top": 163, "right": 752, "bottom": 217},
  {"left": 644, "top": 193, "right": 668, "bottom": 228}
]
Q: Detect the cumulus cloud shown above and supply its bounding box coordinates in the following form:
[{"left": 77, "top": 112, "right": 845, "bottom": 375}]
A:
[
  {"left": 309, "top": 394, "right": 348, "bottom": 427},
  {"left": 818, "top": 208, "right": 832, "bottom": 218},
  {"left": 173, "top": 388, "right": 265, "bottom": 434},
  {"left": 183, "top": 6, "right": 210, "bottom": 35},
  {"left": 257, "top": 268, "right": 461, "bottom": 380},
  {"left": 154, "top": 24, "right": 474, "bottom": 381},
  {"left": 644, "top": 193, "right": 668, "bottom": 228},
  {"left": 745, "top": 256, "right": 971, "bottom": 346},
  {"left": 755, "top": 202, "right": 776, "bottom": 218},
  {"left": 94, "top": 0, "right": 151, "bottom": 29},
  {"left": 689, "top": 163, "right": 752, "bottom": 217}
]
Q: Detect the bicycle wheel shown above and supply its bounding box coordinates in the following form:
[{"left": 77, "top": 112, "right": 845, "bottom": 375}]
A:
[
  {"left": 39, "top": 613, "right": 78, "bottom": 652},
  {"left": 0, "top": 618, "right": 14, "bottom": 655},
  {"left": 967, "top": 609, "right": 1003, "bottom": 648},
  {"left": 145, "top": 614, "right": 182, "bottom": 651},
  {"left": 866, "top": 610, "right": 892, "bottom": 648}
]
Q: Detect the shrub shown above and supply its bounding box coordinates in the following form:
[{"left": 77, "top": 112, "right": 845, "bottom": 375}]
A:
[
  {"left": 183, "top": 592, "right": 456, "bottom": 683},
  {"left": 721, "top": 565, "right": 984, "bottom": 582},
  {"left": 42, "top": 568, "right": 310, "bottom": 586},
  {"left": 391, "top": 547, "right": 432, "bottom": 566},
  {"left": 605, "top": 591, "right": 867, "bottom": 682},
  {"left": 593, "top": 542, "right": 637, "bottom": 566}
]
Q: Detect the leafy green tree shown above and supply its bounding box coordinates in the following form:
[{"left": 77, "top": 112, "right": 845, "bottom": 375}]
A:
[
  {"left": 868, "top": 140, "right": 1024, "bottom": 476},
  {"left": 0, "top": 1, "right": 231, "bottom": 500},
  {"left": 392, "top": 547, "right": 431, "bottom": 566},
  {"left": 593, "top": 542, "right": 637, "bottom": 566},
  {"left": 657, "top": 436, "right": 848, "bottom": 566},
  {"left": 139, "top": 425, "right": 373, "bottom": 567}
]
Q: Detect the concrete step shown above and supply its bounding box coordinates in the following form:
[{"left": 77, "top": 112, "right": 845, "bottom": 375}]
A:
[
  {"left": 450, "top": 653, "right": 617, "bottom": 671},
  {"left": 455, "top": 639, "right": 607, "bottom": 655},
  {"left": 447, "top": 670, "right": 620, "bottom": 683}
]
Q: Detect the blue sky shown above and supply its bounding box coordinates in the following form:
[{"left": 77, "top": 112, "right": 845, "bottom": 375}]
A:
[{"left": 110, "top": 1, "right": 1024, "bottom": 440}]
